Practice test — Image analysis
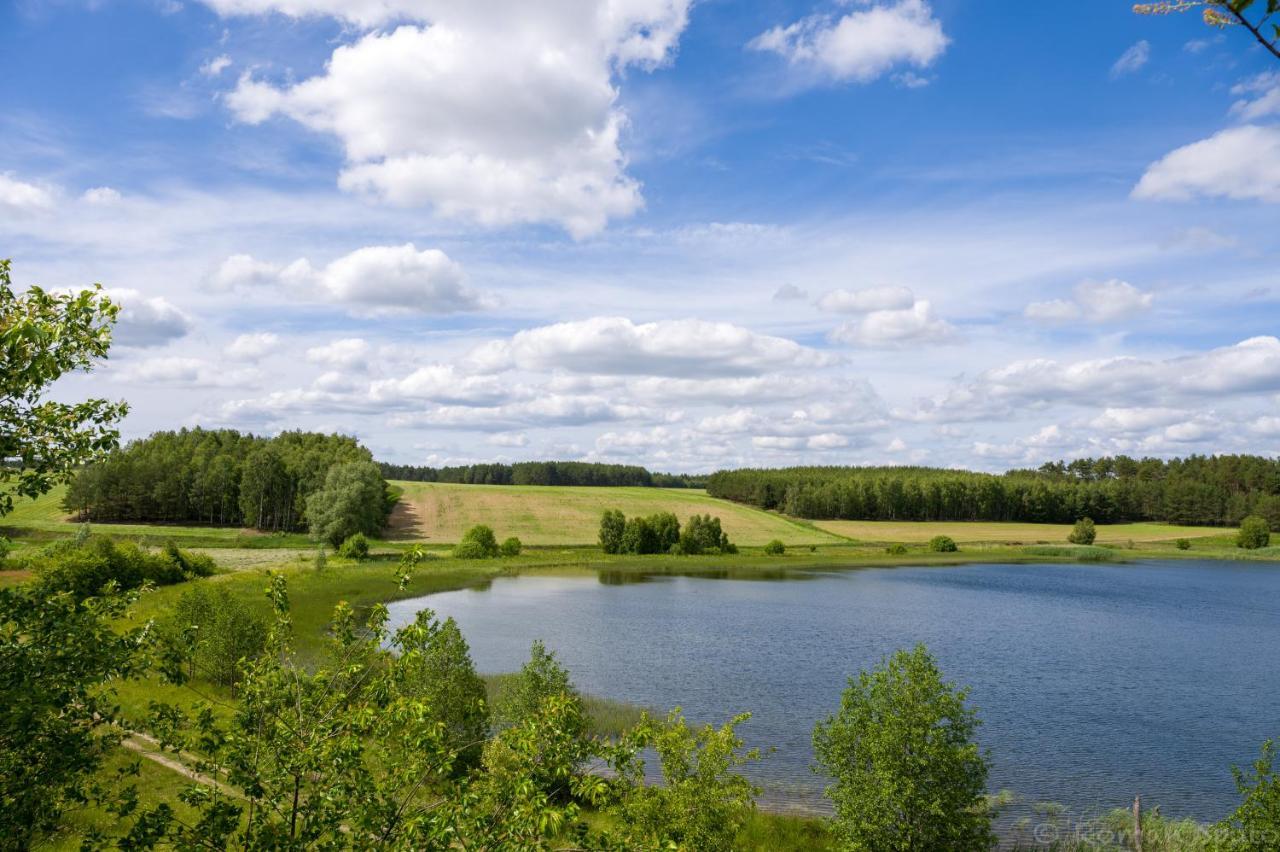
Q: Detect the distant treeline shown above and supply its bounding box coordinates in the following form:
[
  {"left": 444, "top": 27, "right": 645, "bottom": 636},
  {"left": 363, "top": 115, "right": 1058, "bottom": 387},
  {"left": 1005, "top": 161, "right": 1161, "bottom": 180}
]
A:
[
  {"left": 707, "top": 456, "right": 1280, "bottom": 527},
  {"left": 64, "top": 428, "right": 381, "bottom": 532},
  {"left": 379, "top": 460, "right": 706, "bottom": 489}
]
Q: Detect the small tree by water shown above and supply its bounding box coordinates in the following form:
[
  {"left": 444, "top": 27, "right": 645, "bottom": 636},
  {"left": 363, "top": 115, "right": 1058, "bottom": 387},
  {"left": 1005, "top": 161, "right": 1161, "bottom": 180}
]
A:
[
  {"left": 813, "top": 644, "right": 995, "bottom": 851},
  {"left": 1237, "top": 515, "right": 1271, "bottom": 550},
  {"left": 1068, "top": 517, "right": 1097, "bottom": 545}
]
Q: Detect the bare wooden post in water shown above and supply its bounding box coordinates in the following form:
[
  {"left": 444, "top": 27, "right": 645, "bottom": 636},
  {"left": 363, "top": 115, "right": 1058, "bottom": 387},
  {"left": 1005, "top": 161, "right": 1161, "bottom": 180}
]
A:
[{"left": 1132, "top": 794, "right": 1143, "bottom": 852}]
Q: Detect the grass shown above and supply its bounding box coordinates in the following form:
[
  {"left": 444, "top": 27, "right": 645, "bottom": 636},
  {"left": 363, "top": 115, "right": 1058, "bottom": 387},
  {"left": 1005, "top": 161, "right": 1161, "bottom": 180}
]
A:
[
  {"left": 387, "top": 481, "right": 840, "bottom": 546},
  {"left": 810, "top": 519, "right": 1228, "bottom": 545}
]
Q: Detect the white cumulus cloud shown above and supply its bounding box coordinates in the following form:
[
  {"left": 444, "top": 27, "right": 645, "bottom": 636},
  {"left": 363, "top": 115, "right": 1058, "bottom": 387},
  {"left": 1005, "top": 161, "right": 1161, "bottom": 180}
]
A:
[
  {"left": 218, "top": 1, "right": 691, "bottom": 236},
  {"left": 0, "top": 173, "right": 56, "bottom": 213},
  {"left": 1133, "top": 125, "right": 1280, "bottom": 204},
  {"left": 830, "top": 299, "right": 953, "bottom": 347},
  {"left": 749, "top": 0, "right": 948, "bottom": 86},
  {"left": 1025, "top": 279, "right": 1154, "bottom": 324}
]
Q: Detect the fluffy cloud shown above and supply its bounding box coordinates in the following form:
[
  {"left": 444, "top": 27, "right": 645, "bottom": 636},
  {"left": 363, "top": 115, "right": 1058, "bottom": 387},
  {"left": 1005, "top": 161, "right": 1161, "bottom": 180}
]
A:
[
  {"left": 369, "top": 364, "right": 512, "bottom": 406},
  {"left": 1025, "top": 279, "right": 1154, "bottom": 324},
  {"left": 218, "top": 2, "right": 691, "bottom": 236},
  {"left": 829, "top": 299, "right": 953, "bottom": 347},
  {"left": 213, "top": 243, "right": 487, "bottom": 315},
  {"left": 114, "top": 357, "right": 256, "bottom": 388},
  {"left": 104, "top": 288, "right": 193, "bottom": 347},
  {"left": 81, "top": 186, "right": 122, "bottom": 205},
  {"left": 467, "top": 316, "right": 835, "bottom": 377},
  {"left": 905, "top": 336, "right": 1280, "bottom": 421},
  {"left": 200, "top": 54, "right": 232, "bottom": 77},
  {"left": 227, "top": 332, "right": 281, "bottom": 361},
  {"left": 749, "top": 0, "right": 948, "bottom": 85},
  {"left": 1133, "top": 125, "right": 1280, "bottom": 203},
  {"left": 816, "top": 285, "right": 914, "bottom": 314},
  {"left": 0, "top": 173, "right": 56, "bottom": 213},
  {"left": 1230, "top": 72, "right": 1280, "bottom": 121},
  {"left": 306, "top": 338, "right": 372, "bottom": 370},
  {"left": 1110, "top": 40, "right": 1150, "bottom": 78}
]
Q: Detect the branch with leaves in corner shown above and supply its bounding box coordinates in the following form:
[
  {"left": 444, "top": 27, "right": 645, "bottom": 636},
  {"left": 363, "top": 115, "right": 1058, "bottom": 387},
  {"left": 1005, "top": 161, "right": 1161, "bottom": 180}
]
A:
[
  {"left": 1134, "top": 1, "right": 1280, "bottom": 61},
  {"left": 0, "top": 258, "right": 129, "bottom": 518}
]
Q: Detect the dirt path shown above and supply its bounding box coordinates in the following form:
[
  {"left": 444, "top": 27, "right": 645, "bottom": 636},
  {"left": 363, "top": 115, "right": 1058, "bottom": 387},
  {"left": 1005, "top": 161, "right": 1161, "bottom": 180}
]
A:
[{"left": 122, "top": 731, "right": 238, "bottom": 797}]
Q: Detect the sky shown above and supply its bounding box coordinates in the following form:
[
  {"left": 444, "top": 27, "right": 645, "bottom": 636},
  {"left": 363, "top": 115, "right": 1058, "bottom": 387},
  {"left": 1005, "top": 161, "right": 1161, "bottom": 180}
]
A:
[{"left": 2, "top": 0, "right": 1279, "bottom": 473}]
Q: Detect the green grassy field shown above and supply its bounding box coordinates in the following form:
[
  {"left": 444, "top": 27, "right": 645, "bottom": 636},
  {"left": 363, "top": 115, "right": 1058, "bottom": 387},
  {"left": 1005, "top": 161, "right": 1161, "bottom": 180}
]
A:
[
  {"left": 811, "top": 519, "right": 1228, "bottom": 545},
  {"left": 386, "top": 481, "right": 841, "bottom": 546}
]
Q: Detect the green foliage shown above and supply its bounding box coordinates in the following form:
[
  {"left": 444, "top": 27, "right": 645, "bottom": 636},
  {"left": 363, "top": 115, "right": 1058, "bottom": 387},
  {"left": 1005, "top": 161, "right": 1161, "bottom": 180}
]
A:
[
  {"left": 813, "top": 644, "right": 995, "bottom": 851},
  {"left": 0, "top": 259, "right": 129, "bottom": 519},
  {"left": 1176, "top": 537, "right": 1193, "bottom": 550},
  {"left": 499, "top": 536, "right": 522, "bottom": 557},
  {"left": 1213, "top": 739, "right": 1280, "bottom": 851},
  {"left": 610, "top": 709, "right": 761, "bottom": 851},
  {"left": 680, "top": 513, "right": 736, "bottom": 555},
  {"left": 886, "top": 543, "right": 909, "bottom": 555},
  {"left": 453, "top": 524, "right": 500, "bottom": 559},
  {"left": 1068, "top": 517, "right": 1097, "bottom": 545},
  {"left": 393, "top": 607, "right": 490, "bottom": 773},
  {"left": 0, "top": 584, "right": 145, "bottom": 848},
  {"left": 764, "top": 538, "right": 786, "bottom": 555},
  {"left": 337, "top": 532, "right": 370, "bottom": 560},
  {"left": 929, "top": 534, "right": 958, "bottom": 553},
  {"left": 164, "top": 585, "right": 268, "bottom": 690},
  {"left": 62, "top": 427, "right": 379, "bottom": 532},
  {"left": 1237, "top": 515, "right": 1271, "bottom": 549},
  {"left": 599, "top": 509, "right": 626, "bottom": 554},
  {"left": 494, "top": 640, "right": 581, "bottom": 730},
  {"left": 621, "top": 516, "right": 659, "bottom": 554},
  {"left": 707, "top": 456, "right": 1280, "bottom": 527},
  {"left": 21, "top": 536, "right": 214, "bottom": 598},
  {"left": 306, "top": 459, "right": 392, "bottom": 547},
  {"left": 314, "top": 545, "right": 327, "bottom": 571}
]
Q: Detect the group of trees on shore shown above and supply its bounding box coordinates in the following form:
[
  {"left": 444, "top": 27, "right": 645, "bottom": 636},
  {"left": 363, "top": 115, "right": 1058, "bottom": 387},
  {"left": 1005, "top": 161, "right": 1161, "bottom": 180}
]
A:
[
  {"left": 62, "top": 428, "right": 391, "bottom": 539},
  {"left": 708, "top": 456, "right": 1280, "bottom": 527},
  {"left": 379, "top": 460, "right": 706, "bottom": 489},
  {"left": 599, "top": 510, "right": 737, "bottom": 555}
]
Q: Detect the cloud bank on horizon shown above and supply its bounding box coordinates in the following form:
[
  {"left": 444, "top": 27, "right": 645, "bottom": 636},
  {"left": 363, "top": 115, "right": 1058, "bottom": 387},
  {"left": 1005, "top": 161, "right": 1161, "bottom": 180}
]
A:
[{"left": 2, "top": 0, "right": 1279, "bottom": 472}]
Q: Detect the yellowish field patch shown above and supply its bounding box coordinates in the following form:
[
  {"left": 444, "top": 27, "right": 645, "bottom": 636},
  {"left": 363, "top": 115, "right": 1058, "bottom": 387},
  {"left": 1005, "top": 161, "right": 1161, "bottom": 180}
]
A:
[
  {"left": 809, "top": 519, "right": 1228, "bottom": 545},
  {"left": 387, "top": 481, "right": 840, "bottom": 546}
]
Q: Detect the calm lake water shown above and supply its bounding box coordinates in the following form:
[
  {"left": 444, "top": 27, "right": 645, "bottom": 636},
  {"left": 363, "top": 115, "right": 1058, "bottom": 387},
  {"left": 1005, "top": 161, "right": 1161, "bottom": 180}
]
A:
[{"left": 385, "top": 560, "right": 1280, "bottom": 821}]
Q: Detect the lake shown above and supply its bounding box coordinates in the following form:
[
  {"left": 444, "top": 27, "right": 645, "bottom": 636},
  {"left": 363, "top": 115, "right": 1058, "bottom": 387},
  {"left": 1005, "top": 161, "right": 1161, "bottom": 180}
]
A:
[{"left": 385, "top": 560, "right": 1280, "bottom": 822}]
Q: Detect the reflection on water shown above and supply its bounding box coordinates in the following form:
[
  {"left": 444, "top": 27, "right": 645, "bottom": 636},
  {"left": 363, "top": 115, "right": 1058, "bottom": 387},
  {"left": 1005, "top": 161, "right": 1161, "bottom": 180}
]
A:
[{"left": 385, "top": 560, "right": 1280, "bottom": 822}]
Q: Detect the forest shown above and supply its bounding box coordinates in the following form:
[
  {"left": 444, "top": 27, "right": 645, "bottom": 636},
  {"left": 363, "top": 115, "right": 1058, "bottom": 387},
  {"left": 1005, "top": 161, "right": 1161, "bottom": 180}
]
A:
[
  {"left": 379, "top": 460, "right": 706, "bottom": 488},
  {"left": 62, "top": 428, "right": 384, "bottom": 532},
  {"left": 706, "top": 456, "right": 1280, "bottom": 527}
]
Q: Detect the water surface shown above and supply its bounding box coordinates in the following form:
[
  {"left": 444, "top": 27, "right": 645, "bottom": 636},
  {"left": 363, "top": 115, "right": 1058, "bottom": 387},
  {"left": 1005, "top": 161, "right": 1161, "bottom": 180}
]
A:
[{"left": 386, "top": 560, "right": 1280, "bottom": 820}]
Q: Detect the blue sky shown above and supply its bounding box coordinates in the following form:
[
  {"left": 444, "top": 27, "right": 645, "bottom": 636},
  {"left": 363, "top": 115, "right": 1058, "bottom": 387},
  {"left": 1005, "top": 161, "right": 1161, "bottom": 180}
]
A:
[{"left": 3, "top": 0, "right": 1279, "bottom": 471}]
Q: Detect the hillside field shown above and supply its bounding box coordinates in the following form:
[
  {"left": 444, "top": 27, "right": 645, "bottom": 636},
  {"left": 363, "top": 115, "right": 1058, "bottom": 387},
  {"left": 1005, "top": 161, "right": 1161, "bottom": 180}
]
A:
[
  {"left": 1, "top": 480, "right": 1240, "bottom": 549},
  {"left": 810, "top": 519, "right": 1227, "bottom": 545},
  {"left": 386, "top": 481, "right": 840, "bottom": 546}
]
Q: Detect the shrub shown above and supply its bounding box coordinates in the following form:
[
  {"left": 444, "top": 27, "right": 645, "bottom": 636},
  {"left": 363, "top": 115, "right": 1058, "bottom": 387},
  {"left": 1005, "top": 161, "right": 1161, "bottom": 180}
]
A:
[
  {"left": 1067, "top": 517, "right": 1096, "bottom": 545},
  {"left": 621, "top": 517, "right": 659, "bottom": 555},
  {"left": 1175, "top": 538, "right": 1192, "bottom": 551},
  {"left": 393, "top": 608, "right": 490, "bottom": 774},
  {"left": 314, "top": 546, "right": 327, "bottom": 571},
  {"left": 30, "top": 537, "right": 212, "bottom": 598},
  {"left": 337, "top": 532, "right": 370, "bottom": 560},
  {"left": 813, "top": 644, "right": 994, "bottom": 850},
  {"left": 499, "top": 537, "right": 522, "bottom": 558},
  {"left": 763, "top": 539, "right": 785, "bottom": 556},
  {"left": 928, "top": 535, "right": 958, "bottom": 553},
  {"left": 1215, "top": 739, "right": 1280, "bottom": 849},
  {"left": 1237, "top": 515, "right": 1271, "bottom": 549},
  {"left": 679, "top": 514, "right": 735, "bottom": 555},
  {"left": 886, "top": 543, "right": 908, "bottom": 555},
  {"left": 453, "top": 525, "right": 499, "bottom": 559},
  {"left": 166, "top": 586, "right": 268, "bottom": 690},
  {"left": 648, "top": 512, "right": 681, "bottom": 552},
  {"left": 599, "top": 509, "right": 626, "bottom": 554}
]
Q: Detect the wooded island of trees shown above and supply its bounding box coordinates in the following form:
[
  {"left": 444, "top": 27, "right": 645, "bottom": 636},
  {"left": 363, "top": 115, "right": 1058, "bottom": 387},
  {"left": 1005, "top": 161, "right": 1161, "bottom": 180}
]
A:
[
  {"left": 706, "top": 456, "right": 1280, "bottom": 527},
  {"left": 63, "top": 428, "right": 390, "bottom": 534}
]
